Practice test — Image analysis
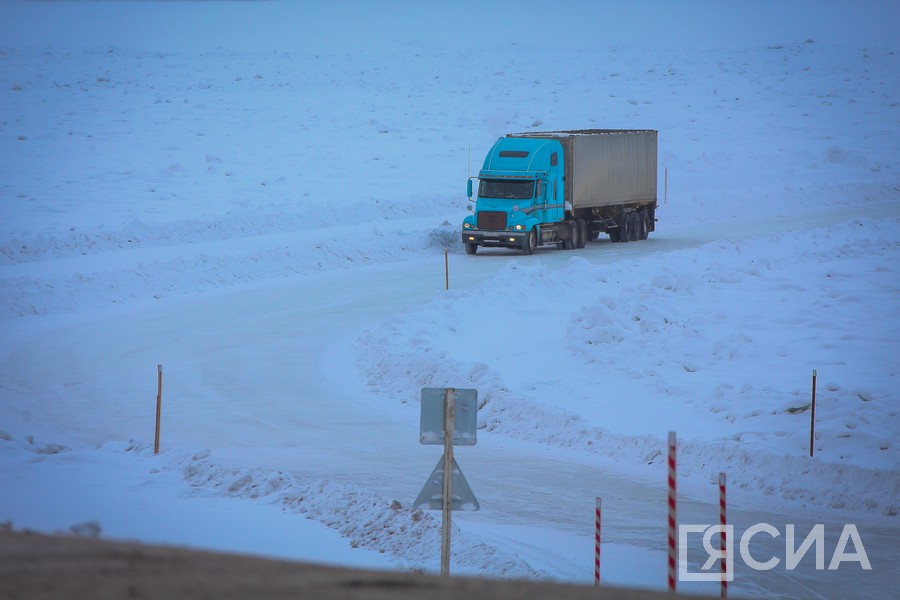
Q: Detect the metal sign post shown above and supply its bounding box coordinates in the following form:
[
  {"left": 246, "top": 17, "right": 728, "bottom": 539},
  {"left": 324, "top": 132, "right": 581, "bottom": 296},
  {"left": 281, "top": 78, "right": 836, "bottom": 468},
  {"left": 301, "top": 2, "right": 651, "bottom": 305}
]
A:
[
  {"left": 440, "top": 388, "right": 454, "bottom": 576},
  {"left": 416, "top": 387, "right": 479, "bottom": 578}
]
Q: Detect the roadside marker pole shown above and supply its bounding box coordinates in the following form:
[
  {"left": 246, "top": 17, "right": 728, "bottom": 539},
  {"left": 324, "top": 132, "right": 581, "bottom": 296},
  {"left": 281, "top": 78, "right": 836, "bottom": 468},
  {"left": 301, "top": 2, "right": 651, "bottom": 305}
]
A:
[
  {"left": 154, "top": 364, "right": 163, "bottom": 454},
  {"left": 594, "top": 497, "right": 602, "bottom": 587},
  {"left": 719, "top": 472, "right": 727, "bottom": 599},
  {"left": 444, "top": 249, "right": 450, "bottom": 290},
  {"left": 667, "top": 431, "right": 677, "bottom": 593},
  {"left": 810, "top": 369, "right": 817, "bottom": 457}
]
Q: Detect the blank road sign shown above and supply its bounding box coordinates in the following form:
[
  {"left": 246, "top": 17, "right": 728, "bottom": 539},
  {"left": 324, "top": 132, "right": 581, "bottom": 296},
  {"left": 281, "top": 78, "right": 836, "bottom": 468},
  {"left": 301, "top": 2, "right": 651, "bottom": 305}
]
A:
[{"left": 420, "top": 388, "right": 478, "bottom": 446}]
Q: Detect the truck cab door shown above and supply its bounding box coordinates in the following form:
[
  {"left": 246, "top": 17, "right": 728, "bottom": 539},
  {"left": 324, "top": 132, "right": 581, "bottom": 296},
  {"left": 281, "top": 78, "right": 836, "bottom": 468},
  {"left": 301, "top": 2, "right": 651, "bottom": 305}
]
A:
[
  {"left": 531, "top": 178, "right": 548, "bottom": 224},
  {"left": 546, "top": 150, "right": 564, "bottom": 222}
]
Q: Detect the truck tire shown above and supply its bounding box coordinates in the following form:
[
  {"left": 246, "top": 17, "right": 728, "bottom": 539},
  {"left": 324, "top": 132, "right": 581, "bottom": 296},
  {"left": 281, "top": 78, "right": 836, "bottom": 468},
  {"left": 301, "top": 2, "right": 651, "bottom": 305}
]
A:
[
  {"left": 609, "top": 225, "right": 621, "bottom": 243},
  {"left": 465, "top": 242, "right": 478, "bottom": 255},
  {"left": 627, "top": 213, "right": 639, "bottom": 241},
  {"left": 616, "top": 214, "right": 629, "bottom": 243},
  {"left": 577, "top": 219, "right": 588, "bottom": 248},
  {"left": 563, "top": 222, "right": 576, "bottom": 250},
  {"left": 638, "top": 210, "right": 650, "bottom": 240},
  {"left": 522, "top": 228, "right": 537, "bottom": 255}
]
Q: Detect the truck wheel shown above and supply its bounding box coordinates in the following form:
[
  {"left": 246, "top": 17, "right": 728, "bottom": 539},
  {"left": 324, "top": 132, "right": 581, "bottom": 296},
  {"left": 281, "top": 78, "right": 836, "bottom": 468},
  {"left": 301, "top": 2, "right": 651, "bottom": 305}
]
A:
[
  {"left": 638, "top": 211, "right": 650, "bottom": 240},
  {"left": 465, "top": 242, "right": 478, "bottom": 255},
  {"left": 609, "top": 226, "right": 621, "bottom": 243},
  {"left": 577, "top": 219, "right": 588, "bottom": 248},
  {"left": 522, "top": 228, "right": 537, "bottom": 255},
  {"left": 627, "top": 213, "right": 639, "bottom": 241},
  {"left": 563, "top": 222, "right": 576, "bottom": 249},
  {"left": 570, "top": 220, "right": 581, "bottom": 248},
  {"left": 616, "top": 214, "right": 629, "bottom": 243}
]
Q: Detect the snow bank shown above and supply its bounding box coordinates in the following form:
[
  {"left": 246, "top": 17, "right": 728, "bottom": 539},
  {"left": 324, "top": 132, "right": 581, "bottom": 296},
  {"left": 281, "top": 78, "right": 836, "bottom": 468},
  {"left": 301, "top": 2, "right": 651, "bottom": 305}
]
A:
[
  {"left": 356, "top": 218, "right": 900, "bottom": 515},
  {"left": 0, "top": 428, "right": 543, "bottom": 578}
]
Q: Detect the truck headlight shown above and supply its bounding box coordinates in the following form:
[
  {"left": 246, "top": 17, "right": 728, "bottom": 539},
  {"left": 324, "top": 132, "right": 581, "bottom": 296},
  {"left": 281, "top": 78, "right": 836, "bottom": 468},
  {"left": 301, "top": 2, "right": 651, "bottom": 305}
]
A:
[
  {"left": 512, "top": 224, "right": 525, "bottom": 231},
  {"left": 463, "top": 222, "right": 474, "bottom": 230}
]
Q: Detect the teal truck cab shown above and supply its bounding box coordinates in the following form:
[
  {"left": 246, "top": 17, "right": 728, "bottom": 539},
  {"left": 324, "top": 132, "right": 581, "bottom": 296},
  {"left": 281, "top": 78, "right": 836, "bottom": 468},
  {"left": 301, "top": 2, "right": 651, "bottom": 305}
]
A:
[{"left": 462, "top": 129, "right": 658, "bottom": 255}]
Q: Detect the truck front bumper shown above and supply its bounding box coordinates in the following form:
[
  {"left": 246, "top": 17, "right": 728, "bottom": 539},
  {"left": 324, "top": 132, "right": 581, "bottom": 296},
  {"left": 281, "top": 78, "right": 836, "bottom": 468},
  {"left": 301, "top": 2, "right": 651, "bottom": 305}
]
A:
[{"left": 462, "top": 230, "right": 526, "bottom": 249}]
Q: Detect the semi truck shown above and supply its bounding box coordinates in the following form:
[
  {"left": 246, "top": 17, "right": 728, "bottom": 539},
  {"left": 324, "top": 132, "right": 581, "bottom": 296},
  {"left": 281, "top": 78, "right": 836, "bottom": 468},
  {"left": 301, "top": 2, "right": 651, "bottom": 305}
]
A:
[{"left": 462, "top": 129, "right": 658, "bottom": 254}]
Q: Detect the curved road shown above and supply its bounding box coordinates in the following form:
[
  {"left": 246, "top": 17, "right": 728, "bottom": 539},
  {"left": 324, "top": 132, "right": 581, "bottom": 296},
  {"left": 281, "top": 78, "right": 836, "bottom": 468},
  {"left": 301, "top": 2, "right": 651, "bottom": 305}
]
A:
[{"left": 2, "top": 199, "right": 897, "bottom": 597}]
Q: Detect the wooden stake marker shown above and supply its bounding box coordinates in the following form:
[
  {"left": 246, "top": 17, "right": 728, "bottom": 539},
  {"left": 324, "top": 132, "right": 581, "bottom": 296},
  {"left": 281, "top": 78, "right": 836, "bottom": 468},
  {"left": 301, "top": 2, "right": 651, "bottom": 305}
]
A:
[
  {"left": 810, "top": 369, "right": 817, "bottom": 457},
  {"left": 154, "top": 364, "right": 163, "bottom": 455}
]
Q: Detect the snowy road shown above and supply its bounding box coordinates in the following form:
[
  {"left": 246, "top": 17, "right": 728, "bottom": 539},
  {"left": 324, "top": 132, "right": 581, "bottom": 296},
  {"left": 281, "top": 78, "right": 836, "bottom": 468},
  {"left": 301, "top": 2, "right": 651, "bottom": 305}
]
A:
[{"left": 4, "top": 197, "right": 896, "bottom": 597}]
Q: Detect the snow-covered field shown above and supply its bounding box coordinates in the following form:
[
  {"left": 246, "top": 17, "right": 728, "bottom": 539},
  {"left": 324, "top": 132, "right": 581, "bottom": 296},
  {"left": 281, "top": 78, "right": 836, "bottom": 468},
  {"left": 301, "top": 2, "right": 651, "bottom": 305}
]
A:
[{"left": 1, "top": 1, "right": 898, "bottom": 598}]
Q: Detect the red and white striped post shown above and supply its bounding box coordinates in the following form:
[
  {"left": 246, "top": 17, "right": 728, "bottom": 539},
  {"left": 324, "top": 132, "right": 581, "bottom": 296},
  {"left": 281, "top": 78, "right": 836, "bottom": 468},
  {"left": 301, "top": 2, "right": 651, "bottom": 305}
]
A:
[
  {"left": 667, "top": 431, "right": 677, "bottom": 593},
  {"left": 594, "top": 497, "right": 602, "bottom": 587},
  {"left": 719, "top": 472, "right": 727, "bottom": 599}
]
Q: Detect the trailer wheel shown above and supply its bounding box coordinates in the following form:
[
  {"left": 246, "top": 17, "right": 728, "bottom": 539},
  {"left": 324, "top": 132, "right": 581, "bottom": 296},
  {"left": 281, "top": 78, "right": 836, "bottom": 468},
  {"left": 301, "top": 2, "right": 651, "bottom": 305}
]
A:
[
  {"left": 465, "top": 242, "right": 478, "bottom": 255},
  {"left": 577, "top": 219, "right": 588, "bottom": 248},
  {"left": 638, "top": 210, "right": 650, "bottom": 240},
  {"left": 615, "top": 214, "right": 629, "bottom": 243},
  {"left": 522, "top": 228, "right": 537, "bottom": 255},
  {"left": 609, "top": 225, "right": 621, "bottom": 243},
  {"left": 624, "top": 213, "right": 632, "bottom": 241},
  {"left": 627, "top": 213, "right": 640, "bottom": 241}
]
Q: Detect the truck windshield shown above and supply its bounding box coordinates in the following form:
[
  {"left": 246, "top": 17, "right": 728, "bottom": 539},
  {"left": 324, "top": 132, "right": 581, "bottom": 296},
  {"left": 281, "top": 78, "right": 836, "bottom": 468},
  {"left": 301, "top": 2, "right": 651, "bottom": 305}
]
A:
[{"left": 478, "top": 179, "right": 535, "bottom": 200}]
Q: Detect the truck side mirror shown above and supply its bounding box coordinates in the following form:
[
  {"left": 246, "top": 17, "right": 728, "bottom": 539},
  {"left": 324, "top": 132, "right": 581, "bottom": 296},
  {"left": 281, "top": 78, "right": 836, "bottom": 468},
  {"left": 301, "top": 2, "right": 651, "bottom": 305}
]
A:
[{"left": 467, "top": 179, "right": 473, "bottom": 198}]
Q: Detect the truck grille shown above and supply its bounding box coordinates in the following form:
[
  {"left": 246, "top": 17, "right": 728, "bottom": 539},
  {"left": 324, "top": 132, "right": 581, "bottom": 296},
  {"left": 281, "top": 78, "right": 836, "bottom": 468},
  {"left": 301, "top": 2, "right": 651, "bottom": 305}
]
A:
[{"left": 477, "top": 211, "right": 507, "bottom": 230}]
